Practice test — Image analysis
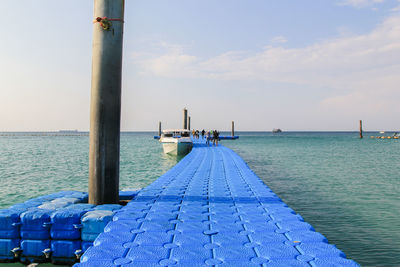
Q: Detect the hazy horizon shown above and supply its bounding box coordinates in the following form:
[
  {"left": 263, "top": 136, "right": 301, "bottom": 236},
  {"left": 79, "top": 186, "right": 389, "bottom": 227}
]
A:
[
  {"left": 0, "top": 129, "right": 398, "bottom": 133},
  {"left": 1, "top": 0, "right": 400, "bottom": 132}
]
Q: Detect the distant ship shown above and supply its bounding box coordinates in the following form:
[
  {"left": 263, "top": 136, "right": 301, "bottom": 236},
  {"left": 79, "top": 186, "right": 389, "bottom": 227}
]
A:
[
  {"left": 58, "top": 130, "right": 78, "bottom": 133},
  {"left": 272, "top": 128, "right": 282, "bottom": 133}
]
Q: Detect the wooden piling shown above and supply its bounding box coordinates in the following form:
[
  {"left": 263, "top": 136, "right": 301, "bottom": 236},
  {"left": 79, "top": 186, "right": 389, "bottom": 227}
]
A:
[
  {"left": 183, "top": 108, "right": 188, "bottom": 130},
  {"left": 232, "top": 121, "right": 235, "bottom": 137},
  {"left": 188, "top": 116, "right": 191, "bottom": 131},
  {"left": 158, "top": 121, "right": 162, "bottom": 136},
  {"left": 88, "top": 0, "right": 125, "bottom": 205},
  {"left": 359, "top": 120, "right": 363, "bottom": 139}
]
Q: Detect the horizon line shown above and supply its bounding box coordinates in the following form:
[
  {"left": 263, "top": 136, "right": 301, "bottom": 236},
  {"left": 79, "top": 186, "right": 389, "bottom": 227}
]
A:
[{"left": 0, "top": 130, "right": 399, "bottom": 133}]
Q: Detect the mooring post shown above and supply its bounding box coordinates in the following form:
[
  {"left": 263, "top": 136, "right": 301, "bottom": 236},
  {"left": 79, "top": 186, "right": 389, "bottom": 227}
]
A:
[
  {"left": 88, "top": 0, "right": 125, "bottom": 205},
  {"left": 158, "top": 121, "right": 162, "bottom": 136},
  {"left": 183, "top": 108, "right": 188, "bottom": 129},
  {"left": 360, "top": 120, "right": 363, "bottom": 139},
  {"left": 232, "top": 121, "right": 235, "bottom": 137},
  {"left": 188, "top": 116, "right": 191, "bottom": 131}
]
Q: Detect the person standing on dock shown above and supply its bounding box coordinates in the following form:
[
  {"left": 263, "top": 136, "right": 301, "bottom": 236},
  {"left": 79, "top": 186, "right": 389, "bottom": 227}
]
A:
[
  {"left": 201, "top": 129, "right": 205, "bottom": 139},
  {"left": 212, "top": 130, "right": 217, "bottom": 146},
  {"left": 206, "top": 131, "right": 210, "bottom": 146}
]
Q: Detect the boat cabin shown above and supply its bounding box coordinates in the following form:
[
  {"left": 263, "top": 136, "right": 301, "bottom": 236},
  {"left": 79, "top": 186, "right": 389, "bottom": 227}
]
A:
[{"left": 162, "top": 129, "right": 191, "bottom": 138}]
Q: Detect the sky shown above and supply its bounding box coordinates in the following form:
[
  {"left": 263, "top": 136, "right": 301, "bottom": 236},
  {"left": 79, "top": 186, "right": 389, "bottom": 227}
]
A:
[{"left": 1, "top": 0, "right": 400, "bottom": 131}]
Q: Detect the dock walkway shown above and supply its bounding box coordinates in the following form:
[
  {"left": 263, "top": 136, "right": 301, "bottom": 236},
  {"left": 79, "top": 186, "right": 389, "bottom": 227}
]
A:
[{"left": 76, "top": 140, "right": 359, "bottom": 266}]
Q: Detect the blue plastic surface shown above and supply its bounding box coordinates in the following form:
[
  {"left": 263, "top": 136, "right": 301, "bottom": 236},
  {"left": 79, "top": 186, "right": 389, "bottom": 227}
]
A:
[
  {"left": 74, "top": 140, "right": 360, "bottom": 266},
  {"left": 24, "top": 199, "right": 46, "bottom": 206},
  {"left": 38, "top": 197, "right": 81, "bottom": 211},
  {"left": 37, "top": 202, "right": 70, "bottom": 210},
  {"left": 20, "top": 239, "right": 50, "bottom": 261},
  {"left": 20, "top": 208, "right": 53, "bottom": 240},
  {"left": 65, "top": 204, "right": 96, "bottom": 210},
  {"left": 8, "top": 191, "right": 86, "bottom": 212},
  {"left": 119, "top": 190, "right": 141, "bottom": 201},
  {"left": 81, "top": 210, "right": 114, "bottom": 242},
  {"left": 51, "top": 240, "right": 81, "bottom": 264},
  {"left": 219, "top": 136, "right": 239, "bottom": 140},
  {"left": 0, "top": 239, "right": 19, "bottom": 261},
  {"left": 68, "top": 192, "right": 89, "bottom": 203},
  {"left": 50, "top": 207, "right": 91, "bottom": 240},
  {"left": 93, "top": 204, "right": 122, "bottom": 211},
  {"left": 0, "top": 209, "right": 21, "bottom": 239},
  {"left": 81, "top": 241, "right": 93, "bottom": 252},
  {"left": 9, "top": 203, "right": 34, "bottom": 210},
  {"left": 0, "top": 191, "right": 90, "bottom": 264}
]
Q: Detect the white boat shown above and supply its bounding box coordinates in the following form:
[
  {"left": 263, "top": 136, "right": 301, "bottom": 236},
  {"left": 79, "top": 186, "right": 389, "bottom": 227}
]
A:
[{"left": 159, "top": 129, "right": 193, "bottom": 155}]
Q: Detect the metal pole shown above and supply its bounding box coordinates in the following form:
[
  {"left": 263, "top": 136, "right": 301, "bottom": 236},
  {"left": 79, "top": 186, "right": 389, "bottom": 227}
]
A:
[
  {"left": 188, "top": 116, "right": 191, "bottom": 131},
  {"left": 158, "top": 121, "right": 162, "bottom": 136},
  {"left": 183, "top": 108, "right": 188, "bottom": 129},
  {"left": 88, "top": 0, "right": 125, "bottom": 205},
  {"left": 360, "top": 120, "right": 363, "bottom": 139},
  {"left": 232, "top": 121, "right": 235, "bottom": 137}
]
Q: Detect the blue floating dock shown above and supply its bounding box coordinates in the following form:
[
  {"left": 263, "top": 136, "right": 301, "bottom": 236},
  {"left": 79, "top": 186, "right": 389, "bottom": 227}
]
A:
[
  {"left": 75, "top": 140, "right": 359, "bottom": 266},
  {"left": 154, "top": 136, "right": 239, "bottom": 140},
  {"left": 0, "top": 191, "right": 133, "bottom": 264},
  {"left": 219, "top": 136, "right": 239, "bottom": 140}
]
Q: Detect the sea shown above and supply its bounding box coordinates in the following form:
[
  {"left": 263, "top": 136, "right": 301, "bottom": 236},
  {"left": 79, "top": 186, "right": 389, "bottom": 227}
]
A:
[{"left": 0, "top": 131, "right": 399, "bottom": 267}]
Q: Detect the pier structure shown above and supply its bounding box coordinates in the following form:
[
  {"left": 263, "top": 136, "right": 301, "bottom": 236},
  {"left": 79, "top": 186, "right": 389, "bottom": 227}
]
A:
[
  {"left": 0, "top": 191, "right": 139, "bottom": 264},
  {"left": 88, "top": 0, "right": 125, "bottom": 205},
  {"left": 219, "top": 121, "right": 239, "bottom": 140},
  {"left": 75, "top": 139, "right": 359, "bottom": 266},
  {"left": 183, "top": 108, "right": 188, "bottom": 130}
]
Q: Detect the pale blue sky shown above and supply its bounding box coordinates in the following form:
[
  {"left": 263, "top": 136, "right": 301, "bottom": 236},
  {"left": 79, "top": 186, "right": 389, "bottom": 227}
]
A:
[{"left": 1, "top": 0, "right": 400, "bottom": 131}]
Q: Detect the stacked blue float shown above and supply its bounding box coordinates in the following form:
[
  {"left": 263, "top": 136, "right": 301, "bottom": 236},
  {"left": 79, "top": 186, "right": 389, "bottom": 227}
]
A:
[
  {"left": 20, "top": 192, "right": 87, "bottom": 264},
  {"left": 0, "top": 209, "right": 21, "bottom": 262},
  {"left": 0, "top": 190, "right": 136, "bottom": 264},
  {"left": 47, "top": 204, "right": 95, "bottom": 264},
  {"left": 0, "top": 191, "right": 86, "bottom": 263},
  {"left": 80, "top": 204, "right": 122, "bottom": 251}
]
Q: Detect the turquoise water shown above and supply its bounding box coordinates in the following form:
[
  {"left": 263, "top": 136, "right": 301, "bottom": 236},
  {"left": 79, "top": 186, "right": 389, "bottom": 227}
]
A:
[
  {"left": 0, "top": 133, "right": 180, "bottom": 209},
  {"left": 224, "top": 132, "right": 400, "bottom": 267},
  {"left": 1, "top": 132, "right": 399, "bottom": 266}
]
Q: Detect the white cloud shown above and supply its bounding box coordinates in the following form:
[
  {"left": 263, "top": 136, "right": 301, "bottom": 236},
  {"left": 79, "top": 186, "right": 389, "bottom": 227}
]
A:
[
  {"left": 271, "top": 36, "right": 288, "bottom": 44},
  {"left": 337, "top": 0, "right": 385, "bottom": 8},
  {"left": 137, "top": 15, "right": 400, "bottom": 84},
  {"left": 133, "top": 14, "right": 400, "bottom": 118},
  {"left": 391, "top": 0, "right": 400, "bottom": 11}
]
